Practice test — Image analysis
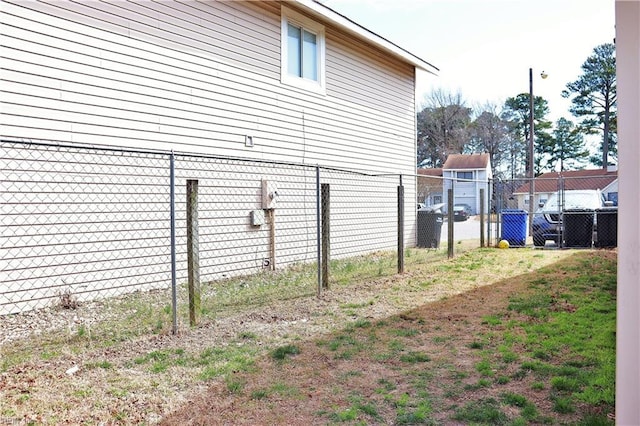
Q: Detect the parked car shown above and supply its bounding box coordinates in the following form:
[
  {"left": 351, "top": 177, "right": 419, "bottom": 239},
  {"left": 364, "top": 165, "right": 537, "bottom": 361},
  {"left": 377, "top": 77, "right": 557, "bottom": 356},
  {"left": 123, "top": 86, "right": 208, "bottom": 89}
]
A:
[
  {"left": 532, "top": 189, "right": 609, "bottom": 247},
  {"left": 453, "top": 204, "right": 472, "bottom": 221}
]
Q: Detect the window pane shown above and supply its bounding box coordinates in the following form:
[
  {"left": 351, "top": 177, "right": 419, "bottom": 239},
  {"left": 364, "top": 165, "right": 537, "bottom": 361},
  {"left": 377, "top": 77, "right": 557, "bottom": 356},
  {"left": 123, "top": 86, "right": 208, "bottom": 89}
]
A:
[
  {"left": 287, "top": 23, "right": 301, "bottom": 77},
  {"left": 302, "top": 30, "right": 317, "bottom": 81}
]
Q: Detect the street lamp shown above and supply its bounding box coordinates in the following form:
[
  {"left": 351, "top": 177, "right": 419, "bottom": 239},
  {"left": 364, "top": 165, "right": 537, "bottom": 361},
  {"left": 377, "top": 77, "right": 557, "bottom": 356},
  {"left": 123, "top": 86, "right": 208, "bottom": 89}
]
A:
[{"left": 528, "top": 68, "right": 548, "bottom": 236}]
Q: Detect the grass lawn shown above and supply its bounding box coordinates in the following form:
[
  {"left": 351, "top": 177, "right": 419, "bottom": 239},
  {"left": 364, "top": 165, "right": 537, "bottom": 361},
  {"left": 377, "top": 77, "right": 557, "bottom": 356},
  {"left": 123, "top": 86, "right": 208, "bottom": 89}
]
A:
[
  {"left": 162, "top": 249, "right": 616, "bottom": 425},
  {"left": 1, "top": 248, "right": 615, "bottom": 425}
]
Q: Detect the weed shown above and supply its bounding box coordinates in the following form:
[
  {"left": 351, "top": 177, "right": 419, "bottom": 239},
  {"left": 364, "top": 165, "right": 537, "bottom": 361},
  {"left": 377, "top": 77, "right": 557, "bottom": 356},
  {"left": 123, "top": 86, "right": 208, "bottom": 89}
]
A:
[
  {"left": 270, "top": 382, "right": 300, "bottom": 398},
  {"left": 532, "top": 349, "right": 552, "bottom": 361},
  {"left": 250, "top": 389, "right": 269, "bottom": 400},
  {"left": 551, "top": 376, "right": 581, "bottom": 392},
  {"left": 237, "top": 331, "right": 257, "bottom": 340},
  {"left": 108, "top": 388, "right": 128, "bottom": 398},
  {"left": 508, "top": 294, "right": 551, "bottom": 318},
  {"left": 501, "top": 392, "right": 528, "bottom": 407},
  {"left": 453, "top": 398, "right": 508, "bottom": 425},
  {"left": 77, "top": 324, "right": 87, "bottom": 338},
  {"left": 552, "top": 396, "right": 575, "bottom": 414},
  {"left": 94, "top": 361, "right": 113, "bottom": 369},
  {"left": 58, "top": 289, "right": 80, "bottom": 310},
  {"left": 396, "top": 400, "right": 433, "bottom": 424},
  {"left": 531, "top": 381, "right": 545, "bottom": 390},
  {"left": 225, "top": 377, "right": 245, "bottom": 394},
  {"left": 347, "top": 318, "right": 371, "bottom": 330},
  {"left": 198, "top": 346, "right": 256, "bottom": 380},
  {"left": 40, "top": 350, "right": 58, "bottom": 360},
  {"left": 270, "top": 344, "right": 300, "bottom": 360},
  {"left": 521, "top": 402, "right": 539, "bottom": 420},
  {"left": 496, "top": 376, "right": 510, "bottom": 385},
  {"left": 465, "top": 379, "right": 491, "bottom": 390},
  {"left": 481, "top": 314, "right": 503, "bottom": 326},
  {"left": 390, "top": 328, "right": 419, "bottom": 337},
  {"left": 475, "top": 359, "right": 494, "bottom": 376},
  {"left": 468, "top": 340, "right": 484, "bottom": 349},
  {"left": 501, "top": 350, "right": 518, "bottom": 363},
  {"left": 331, "top": 407, "right": 358, "bottom": 422},
  {"left": 376, "top": 378, "right": 396, "bottom": 392},
  {"left": 399, "top": 351, "right": 430, "bottom": 363},
  {"left": 577, "top": 414, "right": 614, "bottom": 425}
]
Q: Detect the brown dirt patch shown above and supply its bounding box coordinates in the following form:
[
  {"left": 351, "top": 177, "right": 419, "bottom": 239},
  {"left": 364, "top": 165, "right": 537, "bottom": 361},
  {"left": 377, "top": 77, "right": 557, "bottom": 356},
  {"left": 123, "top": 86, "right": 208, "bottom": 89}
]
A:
[
  {"left": 161, "top": 255, "right": 586, "bottom": 425},
  {"left": 1, "top": 249, "right": 577, "bottom": 424}
]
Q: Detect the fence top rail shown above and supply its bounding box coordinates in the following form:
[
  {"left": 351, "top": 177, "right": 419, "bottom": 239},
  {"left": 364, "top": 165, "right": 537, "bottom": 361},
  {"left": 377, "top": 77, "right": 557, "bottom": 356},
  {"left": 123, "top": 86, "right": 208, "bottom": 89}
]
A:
[{"left": 1, "top": 138, "right": 404, "bottom": 178}]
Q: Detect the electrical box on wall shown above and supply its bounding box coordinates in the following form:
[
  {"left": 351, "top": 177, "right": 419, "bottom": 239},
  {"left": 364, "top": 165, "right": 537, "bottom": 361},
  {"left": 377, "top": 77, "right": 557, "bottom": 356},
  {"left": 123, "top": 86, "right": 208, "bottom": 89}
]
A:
[
  {"left": 261, "top": 179, "right": 278, "bottom": 209},
  {"left": 250, "top": 210, "right": 265, "bottom": 226}
]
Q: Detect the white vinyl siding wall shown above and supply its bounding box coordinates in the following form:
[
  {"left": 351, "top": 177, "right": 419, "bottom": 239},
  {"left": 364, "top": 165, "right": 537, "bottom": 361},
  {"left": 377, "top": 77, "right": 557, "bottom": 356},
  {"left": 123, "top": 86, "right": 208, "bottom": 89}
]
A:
[
  {"left": 1, "top": 0, "right": 415, "bottom": 174},
  {"left": 1, "top": 0, "right": 419, "bottom": 312}
]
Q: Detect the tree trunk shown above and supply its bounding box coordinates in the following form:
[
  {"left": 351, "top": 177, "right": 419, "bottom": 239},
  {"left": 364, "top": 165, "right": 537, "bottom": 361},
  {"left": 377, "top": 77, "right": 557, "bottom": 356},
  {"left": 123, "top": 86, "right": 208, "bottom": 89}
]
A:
[{"left": 603, "top": 100, "right": 610, "bottom": 169}]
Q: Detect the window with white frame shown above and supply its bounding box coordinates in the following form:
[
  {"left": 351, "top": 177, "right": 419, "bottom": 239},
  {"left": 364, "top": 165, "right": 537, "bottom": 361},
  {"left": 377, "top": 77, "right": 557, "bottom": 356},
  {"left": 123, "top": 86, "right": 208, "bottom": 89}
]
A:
[
  {"left": 457, "top": 171, "right": 473, "bottom": 181},
  {"left": 281, "top": 7, "right": 325, "bottom": 93}
]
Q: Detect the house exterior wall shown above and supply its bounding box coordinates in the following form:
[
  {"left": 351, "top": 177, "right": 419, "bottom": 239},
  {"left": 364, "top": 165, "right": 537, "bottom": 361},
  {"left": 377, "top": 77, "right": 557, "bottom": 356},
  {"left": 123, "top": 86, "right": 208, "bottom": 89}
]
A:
[
  {"left": 1, "top": 0, "right": 419, "bottom": 313},
  {"left": 615, "top": 1, "right": 640, "bottom": 419},
  {"left": 1, "top": 1, "right": 416, "bottom": 174},
  {"left": 442, "top": 167, "right": 490, "bottom": 215}
]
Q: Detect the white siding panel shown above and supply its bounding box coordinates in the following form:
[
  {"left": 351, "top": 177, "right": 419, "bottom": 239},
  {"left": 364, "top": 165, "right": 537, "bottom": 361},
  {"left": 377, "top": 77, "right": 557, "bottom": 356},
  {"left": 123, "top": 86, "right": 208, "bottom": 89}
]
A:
[
  {"left": 2, "top": 0, "right": 417, "bottom": 174},
  {"left": 1, "top": 1, "right": 421, "bottom": 313},
  {"left": 326, "top": 31, "right": 415, "bottom": 115}
]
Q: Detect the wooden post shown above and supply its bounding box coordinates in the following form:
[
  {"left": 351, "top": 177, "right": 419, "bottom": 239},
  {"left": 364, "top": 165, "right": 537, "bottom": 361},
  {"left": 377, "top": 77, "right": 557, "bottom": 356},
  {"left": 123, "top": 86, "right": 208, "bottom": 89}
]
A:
[
  {"left": 321, "top": 183, "right": 330, "bottom": 289},
  {"left": 186, "top": 179, "right": 200, "bottom": 327},
  {"left": 448, "top": 188, "right": 454, "bottom": 258},
  {"left": 480, "top": 188, "right": 485, "bottom": 248},
  {"left": 267, "top": 209, "right": 276, "bottom": 271},
  {"left": 397, "top": 183, "right": 404, "bottom": 274}
]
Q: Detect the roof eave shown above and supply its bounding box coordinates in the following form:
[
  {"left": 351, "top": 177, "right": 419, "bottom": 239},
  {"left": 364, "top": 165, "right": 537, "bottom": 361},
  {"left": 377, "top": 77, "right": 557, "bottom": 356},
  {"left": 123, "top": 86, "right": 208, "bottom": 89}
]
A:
[{"left": 290, "top": 0, "right": 439, "bottom": 75}]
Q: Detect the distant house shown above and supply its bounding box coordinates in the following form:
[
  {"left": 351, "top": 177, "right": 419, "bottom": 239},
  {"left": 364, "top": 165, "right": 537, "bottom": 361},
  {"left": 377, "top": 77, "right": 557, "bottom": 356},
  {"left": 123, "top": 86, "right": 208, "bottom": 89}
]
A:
[
  {"left": 442, "top": 154, "right": 492, "bottom": 214},
  {"left": 513, "top": 168, "right": 619, "bottom": 209},
  {"left": 417, "top": 168, "right": 443, "bottom": 207}
]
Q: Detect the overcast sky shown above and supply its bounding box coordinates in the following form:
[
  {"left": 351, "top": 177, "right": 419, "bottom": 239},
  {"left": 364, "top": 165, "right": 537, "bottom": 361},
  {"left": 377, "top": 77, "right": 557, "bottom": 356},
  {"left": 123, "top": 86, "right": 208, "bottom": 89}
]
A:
[{"left": 325, "top": 0, "right": 615, "bottom": 122}]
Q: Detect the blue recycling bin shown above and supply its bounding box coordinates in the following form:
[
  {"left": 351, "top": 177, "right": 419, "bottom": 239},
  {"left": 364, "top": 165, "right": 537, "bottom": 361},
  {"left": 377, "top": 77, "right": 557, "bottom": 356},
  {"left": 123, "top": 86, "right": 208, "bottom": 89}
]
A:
[{"left": 501, "top": 209, "right": 528, "bottom": 246}]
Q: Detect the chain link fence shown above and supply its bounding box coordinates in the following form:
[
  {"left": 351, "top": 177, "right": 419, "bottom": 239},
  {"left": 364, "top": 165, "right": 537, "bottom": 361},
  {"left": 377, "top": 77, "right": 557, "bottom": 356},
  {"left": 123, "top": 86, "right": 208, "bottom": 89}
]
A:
[
  {"left": 492, "top": 175, "right": 618, "bottom": 249},
  {"left": 2, "top": 141, "right": 464, "bottom": 326},
  {"left": 1, "top": 142, "right": 171, "bottom": 315},
  {"left": 3, "top": 139, "right": 617, "bottom": 336}
]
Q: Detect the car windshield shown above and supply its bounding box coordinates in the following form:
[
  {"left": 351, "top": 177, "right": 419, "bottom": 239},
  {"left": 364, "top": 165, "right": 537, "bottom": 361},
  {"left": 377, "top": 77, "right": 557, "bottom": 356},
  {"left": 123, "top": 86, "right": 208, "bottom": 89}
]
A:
[{"left": 540, "top": 191, "right": 603, "bottom": 212}]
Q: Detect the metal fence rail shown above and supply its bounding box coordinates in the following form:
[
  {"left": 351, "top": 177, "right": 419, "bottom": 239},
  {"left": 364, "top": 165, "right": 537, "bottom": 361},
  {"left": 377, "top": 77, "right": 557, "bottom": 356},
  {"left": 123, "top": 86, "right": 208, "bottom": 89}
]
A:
[
  {"left": 3, "top": 140, "right": 446, "bottom": 321},
  {"left": 4, "top": 139, "right": 616, "bottom": 329}
]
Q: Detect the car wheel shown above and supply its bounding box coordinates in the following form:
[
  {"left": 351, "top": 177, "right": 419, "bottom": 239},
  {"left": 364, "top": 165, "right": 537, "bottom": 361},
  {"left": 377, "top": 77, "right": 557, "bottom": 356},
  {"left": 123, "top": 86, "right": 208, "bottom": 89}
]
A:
[{"left": 533, "top": 236, "right": 545, "bottom": 247}]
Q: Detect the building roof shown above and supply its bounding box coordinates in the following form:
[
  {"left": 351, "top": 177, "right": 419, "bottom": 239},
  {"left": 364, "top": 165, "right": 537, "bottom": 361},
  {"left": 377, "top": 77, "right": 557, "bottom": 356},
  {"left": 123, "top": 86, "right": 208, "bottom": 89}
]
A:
[
  {"left": 514, "top": 169, "right": 619, "bottom": 194},
  {"left": 292, "top": 0, "right": 439, "bottom": 74},
  {"left": 417, "top": 168, "right": 443, "bottom": 177},
  {"left": 443, "top": 153, "right": 490, "bottom": 170}
]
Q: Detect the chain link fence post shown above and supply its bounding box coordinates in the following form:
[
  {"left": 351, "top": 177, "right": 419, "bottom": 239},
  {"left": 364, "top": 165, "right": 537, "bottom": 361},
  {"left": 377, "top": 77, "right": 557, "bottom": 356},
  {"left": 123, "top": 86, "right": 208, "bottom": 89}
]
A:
[
  {"left": 321, "top": 183, "right": 330, "bottom": 289},
  {"left": 316, "top": 166, "right": 322, "bottom": 297},
  {"left": 186, "top": 179, "right": 200, "bottom": 327},
  {"left": 397, "top": 174, "right": 404, "bottom": 274},
  {"left": 170, "top": 151, "right": 178, "bottom": 335}
]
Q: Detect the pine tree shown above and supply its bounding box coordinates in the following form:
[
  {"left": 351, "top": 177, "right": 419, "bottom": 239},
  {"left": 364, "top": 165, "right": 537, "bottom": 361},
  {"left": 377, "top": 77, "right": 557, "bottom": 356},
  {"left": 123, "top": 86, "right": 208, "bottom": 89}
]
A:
[
  {"left": 562, "top": 43, "right": 616, "bottom": 168},
  {"left": 550, "top": 117, "right": 589, "bottom": 171}
]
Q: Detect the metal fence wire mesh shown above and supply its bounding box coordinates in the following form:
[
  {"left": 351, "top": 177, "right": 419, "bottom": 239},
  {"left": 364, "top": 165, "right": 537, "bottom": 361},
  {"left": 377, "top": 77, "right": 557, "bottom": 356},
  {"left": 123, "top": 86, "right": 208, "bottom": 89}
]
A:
[
  {"left": 1, "top": 141, "right": 422, "bottom": 318},
  {"left": 4, "top": 140, "right": 615, "bottom": 323},
  {"left": 1, "top": 142, "right": 170, "bottom": 315},
  {"left": 493, "top": 175, "right": 618, "bottom": 249}
]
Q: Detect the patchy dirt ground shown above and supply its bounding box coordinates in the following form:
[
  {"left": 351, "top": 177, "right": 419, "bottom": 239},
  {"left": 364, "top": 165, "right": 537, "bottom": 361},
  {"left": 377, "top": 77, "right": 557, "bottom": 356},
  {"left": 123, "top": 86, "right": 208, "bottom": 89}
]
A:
[
  {"left": 0, "top": 249, "right": 577, "bottom": 424},
  {"left": 162, "top": 279, "right": 533, "bottom": 425}
]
